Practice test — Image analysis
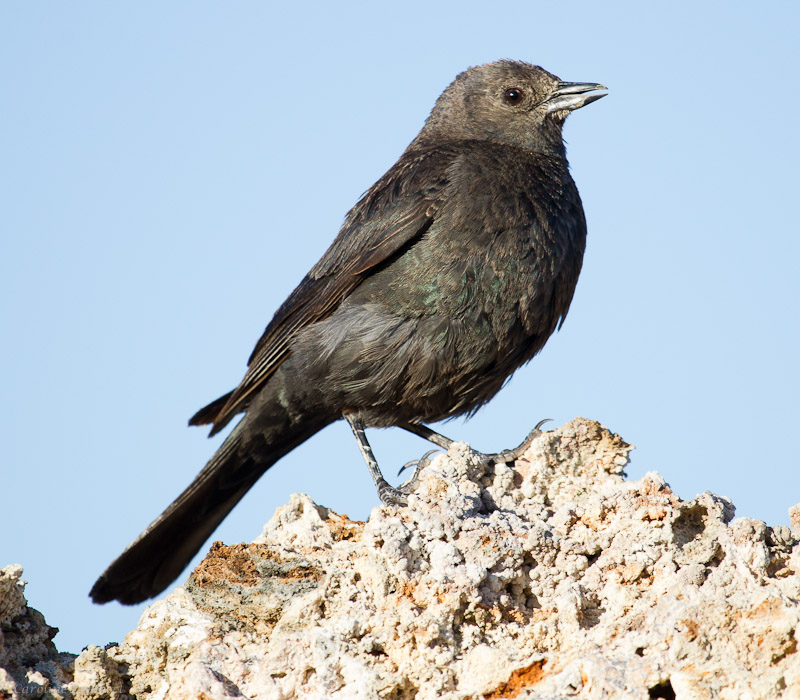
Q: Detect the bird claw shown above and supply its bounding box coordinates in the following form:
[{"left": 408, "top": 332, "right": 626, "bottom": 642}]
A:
[
  {"left": 397, "top": 449, "right": 439, "bottom": 477},
  {"left": 389, "top": 448, "right": 439, "bottom": 500},
  {"left": 377, "top": 470, "right": 422, "bottom": 504},
  {"left": 481, "top": 420, "right": 552, "bottom": 465},
  {"left": 377, "top": 480, "right": 409, "bottom": 506},
  {"left": 376, "top": 465, "right": 422, "bottom": 505}
]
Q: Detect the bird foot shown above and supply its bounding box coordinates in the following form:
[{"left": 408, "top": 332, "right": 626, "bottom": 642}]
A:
[
  {"left": 390, "top": 448, "right": 438, "bottom": 499},
  {"left": 478, "top": 419, "right": 551, "bottom": 465},
  {"left": 376, "top": 479, "right": 409, "bottom": 506},
  {"left": 397, "top": 449, "right": 439, "bottom": 478}
]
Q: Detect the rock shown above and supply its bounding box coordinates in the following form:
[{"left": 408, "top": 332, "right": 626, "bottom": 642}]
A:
[
  {"left": 0, "top": 565, "right": 75, "bottom": 700},
  {"left": 4, "top": 418, "right": 800, "bottom": 698}
]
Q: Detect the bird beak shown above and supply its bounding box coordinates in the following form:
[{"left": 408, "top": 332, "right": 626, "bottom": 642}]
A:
[{"left": 545, "top": 82, "right": 607, "bottom": 113}]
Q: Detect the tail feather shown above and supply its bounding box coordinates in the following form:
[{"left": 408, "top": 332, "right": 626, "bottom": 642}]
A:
[
  {"left": 188, "top": 390, "right": 234, "bottom": 427},
  {"left": 90, "top": 415, "right": 329, "bottom": 605}
]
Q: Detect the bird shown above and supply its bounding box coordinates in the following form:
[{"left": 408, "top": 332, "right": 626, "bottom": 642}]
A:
[{"left": 90, "top": 59, "right": 606, "bottom": 605}]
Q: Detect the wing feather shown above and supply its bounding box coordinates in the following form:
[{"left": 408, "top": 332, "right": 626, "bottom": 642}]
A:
[{"left": 195, "top": 146, "right": 453, "bottom": 435}]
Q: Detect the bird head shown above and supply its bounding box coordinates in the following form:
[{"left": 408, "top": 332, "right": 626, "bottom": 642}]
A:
[{"left": 412, "top": 60, "right": 606, "bottom": 156}]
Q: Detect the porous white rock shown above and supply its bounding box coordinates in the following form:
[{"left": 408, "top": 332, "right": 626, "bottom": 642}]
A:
[
  {"left": 0, "top": 565, "right": 75, "bottom": 700},
  {"left": 3, "top": 418, "right": 800, "bottom": 699}
]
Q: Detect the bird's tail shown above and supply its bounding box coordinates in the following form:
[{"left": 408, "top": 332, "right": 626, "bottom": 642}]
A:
[{"left": 90, "top": 413, "right": 329, "bottom": 605}]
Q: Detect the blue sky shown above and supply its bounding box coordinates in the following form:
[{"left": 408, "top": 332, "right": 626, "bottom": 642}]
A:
[{"left": 2, "top": 2, "right": 798, "bottom": 653}]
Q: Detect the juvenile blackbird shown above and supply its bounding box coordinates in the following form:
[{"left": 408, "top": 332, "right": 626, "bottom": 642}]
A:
[{"left": 91, "top": 60, "right": 606, "bottom": 605}]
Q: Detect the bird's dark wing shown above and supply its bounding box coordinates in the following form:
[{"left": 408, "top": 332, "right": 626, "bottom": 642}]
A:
[{"left": 190, "top": 146, "right": 453, "bottom": 435}]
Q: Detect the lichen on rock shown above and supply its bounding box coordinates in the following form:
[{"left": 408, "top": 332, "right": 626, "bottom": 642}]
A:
[{"left": 4, "top": 418, "right": 800, "bottom": 699}]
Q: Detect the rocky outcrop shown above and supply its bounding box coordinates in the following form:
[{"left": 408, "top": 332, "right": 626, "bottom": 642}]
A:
[
  {"left": 3, "top": 418, "right": 800, "bottom": 698},
  {"left": 0, "top": 565, "right": 75, "bottom": 699}
]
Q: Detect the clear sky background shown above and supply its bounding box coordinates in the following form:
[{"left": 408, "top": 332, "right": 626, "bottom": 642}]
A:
[{"left": 2, "top": 2, "right": 798, "bottom": 653}]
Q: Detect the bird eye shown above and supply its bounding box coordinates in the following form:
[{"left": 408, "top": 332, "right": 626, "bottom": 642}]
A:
[{"left": 503, "top": 87, "right": 524, "bottom": 105}]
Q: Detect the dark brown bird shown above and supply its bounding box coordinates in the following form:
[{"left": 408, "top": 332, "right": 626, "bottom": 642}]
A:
[{"left": 91, "top": 60, "right": 606, "bottom": 605}]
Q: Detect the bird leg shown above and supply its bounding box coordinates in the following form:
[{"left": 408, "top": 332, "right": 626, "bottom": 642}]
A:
[
  {"left": 344, "top": 413, "right": 414, "bottom": 506},
  {"left": 347, "top": 417, "right": 552, "bottom": 505},
  {"left": 394, "top": 422, "right": 453, "bottom": 478},
  {"left": 400, "top": 418, "right": 551, "bottom": 465},
  {"left": 399, "top": 422, "right": 456, "bottom": 449},
  {"left": 484, "top": 419, "right": 552, "bottom": 463}
]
